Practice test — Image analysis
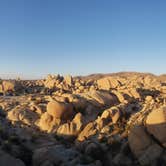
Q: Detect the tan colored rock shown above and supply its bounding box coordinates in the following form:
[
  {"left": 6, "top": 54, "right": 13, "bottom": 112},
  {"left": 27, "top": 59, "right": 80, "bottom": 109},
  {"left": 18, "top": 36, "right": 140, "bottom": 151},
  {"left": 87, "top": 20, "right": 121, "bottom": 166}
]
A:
[
  {"left": 2, "top": 81, "right": 15, "bottom": 92},
  {"left": 77, "top": 122, "right": 97, "bottom": 141},
  {"left": 57, "top": 113, "right": 84, "bottom": 138},
  {"left": 1, "top": 80, "right": 22, "bottom": 94},
  {"left": 112, "top": 90, "right": 125, "bottom": 102},
  {"left": 64, "top": 75, "right": 73, "bottom": 86},
  {"left": 145, "top": 95, "right": 153, "bottom": 102},
  {"left": 111, "top": 108, "right": 121, "bottom": 124},
  {"left": 29, "top": 103, "right": 44, "bottom": 115},
  {"left": 146, "top": 106, "right": 166, "bottom": 147},
  {"left": 79, "top": 85, "right": 84, "bottom": 91},
  {"left": 38, "top": 112, "right": 60, "bottom": 132},
  {"left": 0, "top": 84, "right": 3, "bottom": 93},
  {"left": 82, "top": 90, "right": 119, "bottom": 108},
  {"left": 52, "top": 95, "right": 68, "bottom": 103},
  {"left": 47, "top": 100, "right": 74, "bottom": 120},
  {"left": 101, "top": 106, "right": 121, "bottom": 124},
  {"left": 129, "top": 88, "right": 140, "bottom": 99},
  {"left": 97, "top": 77, "right": 121, "bottom": 90},
  {"left": 96, "top": 116, "right": 110, "bottom": 130},
  {"left": 7, "top": 107, "right": 39, "bottom": 126},
  {"left": 44, "top": 75, "right": 58, "bottom": 89},
  {"left": 101, "top": 110, "right": 110, "bottom": 119},
  {"left": 75, "top": 82, "right": 81, "bottom": 87}
]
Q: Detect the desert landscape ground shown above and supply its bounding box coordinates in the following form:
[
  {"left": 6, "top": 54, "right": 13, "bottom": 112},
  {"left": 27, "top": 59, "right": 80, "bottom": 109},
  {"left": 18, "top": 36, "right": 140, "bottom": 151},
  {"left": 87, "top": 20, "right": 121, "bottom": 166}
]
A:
[{"left": 0, "top": 72, "right": 165, "bottom": 166}]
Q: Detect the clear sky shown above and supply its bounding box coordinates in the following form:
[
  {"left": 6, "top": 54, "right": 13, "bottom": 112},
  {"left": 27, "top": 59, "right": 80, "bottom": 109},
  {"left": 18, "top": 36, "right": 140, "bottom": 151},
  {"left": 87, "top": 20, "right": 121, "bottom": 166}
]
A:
[{"left": 0, "top": 0, "right": 166, "bottom": 78}]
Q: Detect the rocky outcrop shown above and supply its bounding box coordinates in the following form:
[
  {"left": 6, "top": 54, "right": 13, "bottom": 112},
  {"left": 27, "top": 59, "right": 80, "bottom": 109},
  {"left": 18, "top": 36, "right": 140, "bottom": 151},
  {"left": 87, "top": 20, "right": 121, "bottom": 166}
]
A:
[
  {"left": 0, "top": 81, "right": 23, "bottom": 95},
  {"left": 0, "top": 73, "right": 166, "bottom": 165},
  {"left": 57, "top": 113, "right": 84, "bottom": 138},
  {"left": 128, "top": 106, "right": 166, "bottom": 165},
  {"left": 146, "top": 106, "right": 166, "bottom": 147},
  {"left": 97, "top": 76, "right": 121, "bottom": 90},
  {"left": 81, "top": 90, "right": 119, "bottom": 108},
  {"left": 37, "top": 112, "right": 60, "bottom": 132},
  {"left": 7, "top": 106, "right": 39, "bottom": 126},
  {"left": 47, "top": 100, "right": 74, "bottom": 121},
  {"left": 77, "top": 122, "right": 97, "bottom": 141}
]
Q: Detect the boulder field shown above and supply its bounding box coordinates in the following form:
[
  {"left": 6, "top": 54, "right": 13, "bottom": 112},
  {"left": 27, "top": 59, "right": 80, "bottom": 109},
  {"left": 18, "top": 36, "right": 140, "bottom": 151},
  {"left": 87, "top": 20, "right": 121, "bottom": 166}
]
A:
[{"left": 0, "top": 72, "right": 166, "bottom": 166}]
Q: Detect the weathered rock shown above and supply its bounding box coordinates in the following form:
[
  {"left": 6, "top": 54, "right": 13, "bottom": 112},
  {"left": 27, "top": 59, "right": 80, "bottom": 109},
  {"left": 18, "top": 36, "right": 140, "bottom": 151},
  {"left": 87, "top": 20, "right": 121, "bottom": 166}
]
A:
[
  {"left": 38, "top": 112, "right": 60, "bottom": 132},
  {"left": 57, "top": 113, "right": 84, "bottom": 138},
  {"left": 0, "top": 84, "right": 3, "bottom": 93},
  {"left": 77, "top": 122, "right": 97, "bottom": 141},
  {"left": 90, "top": 90, "right": 119, "bottom": 107},
  {"left": 7, "top": 107, "right": 39, "bottom": 126},
  {"left": 2, "top": 81, "right": 15, "bottom": 92},
  {"left": 112, "top": 90, "right": 126, "bottom": 103},
  {"left": 1, "top": 81, "right": 22, "bottom": 94},
  {"left": 64, "top": 75, "right": 73, "bottom": 86},
  {"left": 146, "top": 106, "right": 166, "bottom": 147},
  {"left": 44, "top": 75, "right": 58, "bottom": 89},
  {"left": 101, "top": 106, "right": 122, "bottom": 124},
  {"left": 97, "top": 77, "right": 121, "bottom": 90},
  {"left": 47, "top": 100, "right": 74, "bottom": 120},
  {"left": 0, "top": 73, "right": 165, "bottom": 165},
  {"left": 81, "top": 90, "right": 119, "bottom": 108},
  {"left": 128, "top": 125, "right": 153, "bottom": 157}
]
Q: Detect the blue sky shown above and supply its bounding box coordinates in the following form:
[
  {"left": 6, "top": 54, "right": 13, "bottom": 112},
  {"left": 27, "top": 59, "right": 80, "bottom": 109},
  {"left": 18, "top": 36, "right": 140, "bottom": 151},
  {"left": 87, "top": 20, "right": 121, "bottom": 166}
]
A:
[{"left": 0, "top": 0, "right": 166, "bottom": 78}]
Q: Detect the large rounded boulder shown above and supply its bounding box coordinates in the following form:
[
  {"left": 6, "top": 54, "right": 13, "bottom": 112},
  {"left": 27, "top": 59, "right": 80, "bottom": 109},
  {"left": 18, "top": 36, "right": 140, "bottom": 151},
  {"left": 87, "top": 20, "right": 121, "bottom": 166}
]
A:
[{"left": 47, "top": 100, "right": 74, "bottom": 120}]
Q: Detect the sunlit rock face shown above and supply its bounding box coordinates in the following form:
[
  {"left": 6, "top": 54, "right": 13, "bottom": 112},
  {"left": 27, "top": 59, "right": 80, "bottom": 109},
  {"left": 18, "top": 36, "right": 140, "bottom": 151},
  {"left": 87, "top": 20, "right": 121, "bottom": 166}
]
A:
[{"left": 0, "top": 72, "right": 166, "bottom": 166}]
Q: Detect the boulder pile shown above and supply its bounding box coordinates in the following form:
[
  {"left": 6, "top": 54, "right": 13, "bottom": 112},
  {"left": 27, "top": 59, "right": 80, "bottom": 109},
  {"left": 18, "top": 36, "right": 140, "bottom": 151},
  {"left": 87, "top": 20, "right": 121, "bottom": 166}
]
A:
[{"left": 0, "top": 72, "right": 165, "bottom": 166}]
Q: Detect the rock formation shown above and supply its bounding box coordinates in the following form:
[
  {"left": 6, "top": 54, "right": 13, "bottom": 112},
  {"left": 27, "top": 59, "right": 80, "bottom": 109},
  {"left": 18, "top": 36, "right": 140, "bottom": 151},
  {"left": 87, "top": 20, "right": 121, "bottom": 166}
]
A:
[{"left": 0, "top": 72, "right": 165, "bottom": 165}]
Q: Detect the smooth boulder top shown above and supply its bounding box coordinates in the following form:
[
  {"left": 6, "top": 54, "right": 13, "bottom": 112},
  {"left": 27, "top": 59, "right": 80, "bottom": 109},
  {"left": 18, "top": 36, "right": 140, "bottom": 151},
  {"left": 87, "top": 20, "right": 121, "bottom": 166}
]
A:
[
  {"left": 146, "top": 106, "right": 166, "bottom": 125},
  {"left": 47, "top": 100, "right": 74, "bottom": 120}
]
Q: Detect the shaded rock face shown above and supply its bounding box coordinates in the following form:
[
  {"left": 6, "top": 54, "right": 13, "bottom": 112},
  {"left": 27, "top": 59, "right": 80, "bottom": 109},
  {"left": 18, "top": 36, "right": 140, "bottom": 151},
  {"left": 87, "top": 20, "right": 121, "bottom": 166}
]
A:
[
  {"left": 146, "top": 106, "right": 166, "bottom": 147},
  {"left": 128, "top": 106, "right": 166, "bottom": 165},
  {"left": 0, "top": 73, "right": 166, "bottom": 166},
  {"left": 128, "top": 125, "right": 153, "bottom": 157},
  {"left": 0, "top": 150, "right": 25, "bottom": 166},
  {"left": 33, "top": 145, "right": 79, "bottom": 166}
]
